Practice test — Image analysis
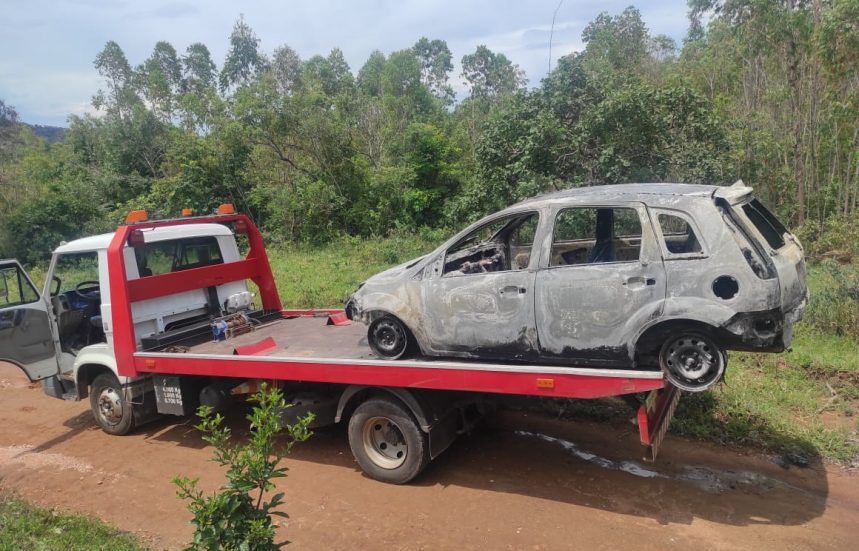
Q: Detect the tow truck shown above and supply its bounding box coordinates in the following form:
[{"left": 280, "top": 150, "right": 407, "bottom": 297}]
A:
[{"left": 0, "top": 206, "right": 679, "bottom": 483}]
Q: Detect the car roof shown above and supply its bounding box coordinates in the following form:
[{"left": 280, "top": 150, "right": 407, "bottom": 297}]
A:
[
  {"left": 53, "top": 223, "right": 234, "bottom": 255},
  {"left": 514, "top": 183, "right": 724, "bottom": 207},
  {"left": 503, "top": 182, "right": 753, "bottom": 213}
]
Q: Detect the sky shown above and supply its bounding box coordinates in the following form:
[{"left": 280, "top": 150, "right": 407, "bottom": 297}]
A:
[{"left": 0, "top": 0, "right": 691, "bottom": 127}]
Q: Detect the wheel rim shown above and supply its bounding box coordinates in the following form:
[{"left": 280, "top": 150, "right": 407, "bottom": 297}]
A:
[
  {"left": 372, "top": 319, "right": 406, "bottom": 357},
  {"left": 97, "top": 387, "right": 124, "bottom": 426},
  {"left": 361, "top": 416, "right": 407, "bottom": 469},
  {"left": 661, "top": 335, "right": 724, "bottom": 390}
]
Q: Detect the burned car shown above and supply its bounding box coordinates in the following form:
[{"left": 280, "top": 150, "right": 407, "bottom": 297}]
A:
[{"left": 346, "top": 182, "right": 808, "bottom": 391}]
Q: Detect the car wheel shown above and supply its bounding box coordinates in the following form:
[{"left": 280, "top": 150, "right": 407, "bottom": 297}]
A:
[
  {"left": 368, "top": 315, "right": 413, "bottom": 359},
  {"left": 90, "top": 372, "right": 135, "bottom": 435},
  {"left": 348, "top": 397, "right": 430, "bottom": 484},
  {"left": 659, "top": 333, "right": 726, "bottom": 392}
]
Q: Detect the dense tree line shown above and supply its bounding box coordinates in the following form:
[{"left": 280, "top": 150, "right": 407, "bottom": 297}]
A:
[{"left": 0, "top": 2, "right": 856, "bottom": 263}]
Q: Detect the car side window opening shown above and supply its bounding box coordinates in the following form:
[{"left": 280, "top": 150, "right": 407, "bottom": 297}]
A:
[
  {"left": 0, "top": 264, "right": 39, "bottom": 308},
  {"left": 135, "top": 236, "right": 224, "bottom": 277},
  {"left": 550, "top": 207, "right": 642, "bottom": 266},
  {"left": 443, "top": 212, "right": 539, "bottom": 276},
  {"left": 658, "top": 213, "right": 703, "bottom": 254}
]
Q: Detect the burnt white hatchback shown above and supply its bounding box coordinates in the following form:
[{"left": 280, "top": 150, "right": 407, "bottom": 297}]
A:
[{"left": 346, "top": 181, "right": 809, "bottom": 391}]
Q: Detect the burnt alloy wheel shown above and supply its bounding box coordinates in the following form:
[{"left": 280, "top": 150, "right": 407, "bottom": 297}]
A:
[
  {"left": 368, "top": 315, "right": 412, "bottom": 359},
  {"left": 658, "top": 333, "right": 726, "bottom": 392}
]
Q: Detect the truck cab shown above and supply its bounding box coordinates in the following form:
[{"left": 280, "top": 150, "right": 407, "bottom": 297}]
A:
[{"left": 0, "top": 221, "right": 248, "bottom": 401}]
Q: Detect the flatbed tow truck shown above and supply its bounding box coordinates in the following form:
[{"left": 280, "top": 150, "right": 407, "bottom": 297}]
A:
[{"left": 0, "top": 207, "right": 679, "bottom": 483}]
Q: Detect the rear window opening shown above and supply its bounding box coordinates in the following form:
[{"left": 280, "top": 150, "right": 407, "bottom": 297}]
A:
[
  {"left": 135, "top": 236, "right": 224, "bottom": 277},
  {"left": 741, "top": 199, "right": 787, "bottom": 250}
]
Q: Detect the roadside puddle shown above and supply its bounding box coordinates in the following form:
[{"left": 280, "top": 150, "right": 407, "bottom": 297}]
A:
[{"left": 514, "top": 430, "right": 801, "bottom": 494}]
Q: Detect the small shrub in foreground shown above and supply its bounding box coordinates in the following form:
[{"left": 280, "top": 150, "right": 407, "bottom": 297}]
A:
[{"left": 174, "top": 384, "right": 314, "bottom": 550}]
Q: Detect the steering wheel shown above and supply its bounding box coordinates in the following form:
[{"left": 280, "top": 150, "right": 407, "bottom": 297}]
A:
[{"left": 74, "top": 280, "right": 101, "bottom": 301}]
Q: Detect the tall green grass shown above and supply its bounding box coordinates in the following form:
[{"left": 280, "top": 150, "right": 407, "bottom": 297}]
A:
[{"left": 265, "top": 231, "right": 444, "bottom": 308}]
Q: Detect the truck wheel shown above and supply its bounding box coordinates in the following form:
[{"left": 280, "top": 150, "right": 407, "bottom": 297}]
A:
[
  {"left": 367, "top": 315, "right": 413, "bottom": 359},
  {"left": 659, "top": 333, "right": 726, "bottom": 392},
  {"left": 348, "top": 396, "right": 429, "bottom": 484},
  {"left": 90, "top": 373, "right": 135, "bottom": 435}
]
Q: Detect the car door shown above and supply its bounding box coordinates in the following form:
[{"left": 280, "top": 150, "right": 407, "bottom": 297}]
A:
[
  {"left": 0, "top": 260, "right": 59, "bottom": 381},
  {"left": 423, "top": 212, "right": 541, "bottom": 359},
  {"left": 534, "top": 204, "right": 666, "bottom": 365}
]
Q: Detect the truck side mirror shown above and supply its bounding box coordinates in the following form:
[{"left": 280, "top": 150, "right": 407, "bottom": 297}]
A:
[{"left": 51, "top": 276, "right": 61, "bottom": 297}]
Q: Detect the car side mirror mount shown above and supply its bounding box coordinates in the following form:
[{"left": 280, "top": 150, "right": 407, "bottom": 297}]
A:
[{"left": 51, "top": 276, "right": 61, "bottom": 297}]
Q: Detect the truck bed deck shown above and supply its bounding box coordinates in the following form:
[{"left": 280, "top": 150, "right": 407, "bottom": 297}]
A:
[
  {"left": 188, "top": 315, "right": 374, "bottom": 359},
  {"left": 133, "top": 312, "right": 665, "bottom": 401}
]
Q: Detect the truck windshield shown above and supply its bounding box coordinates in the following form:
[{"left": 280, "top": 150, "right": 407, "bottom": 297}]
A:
[{"left": 741, "top": 199, "right": 788, "bottom": 249}]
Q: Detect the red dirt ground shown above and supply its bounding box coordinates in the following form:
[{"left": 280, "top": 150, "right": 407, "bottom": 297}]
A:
[{"left": 1, "top": 362, "right": 857, "bottom": 550}]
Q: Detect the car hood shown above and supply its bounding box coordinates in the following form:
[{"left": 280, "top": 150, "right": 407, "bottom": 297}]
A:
[{"left": 364, "top": 254, "right": 427, "bottom": 284}]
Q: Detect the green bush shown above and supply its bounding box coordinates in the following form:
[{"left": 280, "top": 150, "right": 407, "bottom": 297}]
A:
[
  {"left": 174, "top": 385, "right": 314, "bottom": 550},
  {"left": 804, "top": 261, "right": 859, "bottom": 339}
]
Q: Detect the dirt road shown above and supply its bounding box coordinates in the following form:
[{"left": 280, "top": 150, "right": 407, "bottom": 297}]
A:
[{"left": 0, "top": 363, "right": 856, "bottom": 550}]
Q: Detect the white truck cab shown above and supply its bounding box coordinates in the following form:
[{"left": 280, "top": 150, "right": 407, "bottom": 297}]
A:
[{"left": 0, "top": 223, "right": 247, "bottom": 401}]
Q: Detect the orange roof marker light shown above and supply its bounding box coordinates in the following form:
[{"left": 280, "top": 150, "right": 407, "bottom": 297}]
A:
[
  {"left": 125, "top": 210, "right": 149, "bottom": 224},
  {"left": 216, "top": 203, "right": 236, "bottom": 215},
  {"left": 181, "top": 208, "right": 193, "bottom": 217}
]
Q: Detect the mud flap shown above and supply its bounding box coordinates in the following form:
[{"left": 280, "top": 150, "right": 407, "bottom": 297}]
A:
[{"left": 637, "top": 382, "right": 681, "bottom": 461}]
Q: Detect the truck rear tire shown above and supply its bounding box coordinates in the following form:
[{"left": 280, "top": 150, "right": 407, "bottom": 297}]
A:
[
  {"left": 348, "top": 396, "right": 430, "bottom": 484},
  {"left": 90, "top": 373, "right": 135, "bottom": 435}
]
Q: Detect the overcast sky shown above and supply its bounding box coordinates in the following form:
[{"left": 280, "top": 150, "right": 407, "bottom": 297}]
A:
[{"left": 0, "top": 0, "right": 691, "bottom": 127}]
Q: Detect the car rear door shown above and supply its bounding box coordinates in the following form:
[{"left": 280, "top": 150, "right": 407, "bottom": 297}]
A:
[
  {"left": 0, "top": 260, "right": 59, "bottom": 381},
  {"left": 534, "top": 204, "right": 666, "bottom": 365}
]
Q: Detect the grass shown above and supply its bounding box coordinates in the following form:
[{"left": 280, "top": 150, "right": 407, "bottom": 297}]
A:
[
  {"left": 264, "top": 232, "right": 442, "bottom": 308},
  {"left": 0, "top": 493, "right": 142, "bottom": 551}
]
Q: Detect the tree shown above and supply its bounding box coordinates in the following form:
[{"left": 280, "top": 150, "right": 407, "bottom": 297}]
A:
[
  {"left": 183, "top": 43, "right": 218, "bottom": 93},
  {"left": 93, "top": 41, "right": 140, "bottom": 119},
  {"left": 220, "top": 15, "right": 267, "bottom": 93},
  {"left": 301, "top": 49, "right": 354, "bottom": 97},
  {"left": 461, "top": 45, "right": 526, "bottom": 99},
  {"left": 357, "top": 50, "right": 386, "bottom": 97},
  {"left": 412, "top": 37, "right": 454, "bottom": 102},
  {"left": 180, "top": 43, "right": 221, "bottom": 133},
  {"left": 137, "top": 41, "right": 183, "bottom": 121},
  {"left": 271, "top": 45, "right": 302, "bottom": 95},
  {"left": 581, "top": 7, "right": 649, "bottom": 75},
  {"left": 0, "top": 100, "right": 20, "bottom": 163}
]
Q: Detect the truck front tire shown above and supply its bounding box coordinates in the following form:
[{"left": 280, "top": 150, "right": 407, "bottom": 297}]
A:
[
  {"left": 348, "top": 396, "right": 430, "bottom": 484},
  {"left": 90, "top": 373, "right": 135, "bottom": 435}
]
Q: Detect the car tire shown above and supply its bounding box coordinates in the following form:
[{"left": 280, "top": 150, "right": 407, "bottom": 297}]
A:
[
  {"left": 90, "top": 373, "right": 135, "bottom": 435},
  {"left": 367, "top": 315, "right": 413, "bottom": 359},
  {"left": 348, "top": 396, "right": 430, "bottom": 484},
  {"left": 658, "top": 332, "right": 726, "bottom": 392}
]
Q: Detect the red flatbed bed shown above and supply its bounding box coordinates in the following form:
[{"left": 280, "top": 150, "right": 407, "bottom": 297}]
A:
[{"left": 135, "top": 313, "right": 666, "bottom": 399}]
